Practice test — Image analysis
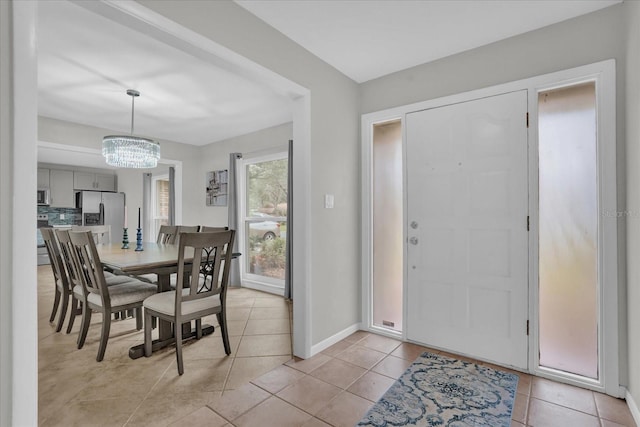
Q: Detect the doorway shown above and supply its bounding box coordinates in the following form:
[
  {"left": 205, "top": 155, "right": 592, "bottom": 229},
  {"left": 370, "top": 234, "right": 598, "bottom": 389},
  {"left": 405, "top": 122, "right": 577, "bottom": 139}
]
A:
[{"left": 361, "top": 60, "right": 618, "bottom": 394}]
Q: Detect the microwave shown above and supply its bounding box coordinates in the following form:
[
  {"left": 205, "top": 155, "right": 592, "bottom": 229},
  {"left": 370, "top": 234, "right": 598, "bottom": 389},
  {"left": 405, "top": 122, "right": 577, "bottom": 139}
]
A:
[{"left": 37, "top": 188, "right": 50, "bottom": 206}]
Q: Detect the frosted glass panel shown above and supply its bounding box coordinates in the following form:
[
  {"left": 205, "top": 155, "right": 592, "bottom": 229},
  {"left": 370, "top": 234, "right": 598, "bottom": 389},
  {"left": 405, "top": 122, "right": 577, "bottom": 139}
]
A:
[
  {"left": 538, "top": 82, "right": 598, "bottom": 379},
  {"left": 372, "top": 120, "right": 403, "bottom": 332}
]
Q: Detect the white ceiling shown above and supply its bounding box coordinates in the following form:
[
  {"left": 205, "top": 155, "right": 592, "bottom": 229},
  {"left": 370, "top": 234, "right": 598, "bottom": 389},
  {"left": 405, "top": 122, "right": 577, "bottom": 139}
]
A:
[
  {"left": 236, "top": 0, "right": 622, "bottom": 83},
  {"left": 37, "top": 0, "right": 293, "bottom": 150}
]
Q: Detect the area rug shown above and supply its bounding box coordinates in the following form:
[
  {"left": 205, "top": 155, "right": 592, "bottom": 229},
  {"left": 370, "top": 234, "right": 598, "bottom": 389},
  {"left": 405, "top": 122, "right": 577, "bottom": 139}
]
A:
[{"left": 357, "top": 352, "right": 518, "bottom": 427}]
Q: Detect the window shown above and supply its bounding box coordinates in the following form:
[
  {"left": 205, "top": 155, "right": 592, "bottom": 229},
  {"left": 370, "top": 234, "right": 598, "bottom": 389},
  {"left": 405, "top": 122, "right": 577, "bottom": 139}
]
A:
[
  {"left": 239, "top": 152, "right": 288, "bottom": 292},
  {"left": 151, "top": 175, "right": 169, "bottom": 239}
]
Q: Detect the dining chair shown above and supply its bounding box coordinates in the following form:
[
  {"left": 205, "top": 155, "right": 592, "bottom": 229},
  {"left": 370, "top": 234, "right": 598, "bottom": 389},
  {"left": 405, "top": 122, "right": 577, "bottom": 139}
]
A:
[
  {"left": 157, "top": 225, "right": 178, "bottom": 244},
  {"left": 55, "top": 229, "right": 137, "bottom": 336},
  {"left": 67, "top": 230, "right": 158, "bottom": 361},
  {"left": 138, "top": 225, "right": 202, "bottom": 286},
  {"left": 71, "top": 225, "right": 111, "bottom": 245},
  {"left": 199, "top": 226, "right": 229, "bottom": 233},
  {"left": 143, "top": 230, "right": 235, "bottom": 375},
  {"left": 40, "top": 228, "right": 72, "bottom": 333},
  {"left": 176, "top": 225, "right": 199, "bottom": 243}
]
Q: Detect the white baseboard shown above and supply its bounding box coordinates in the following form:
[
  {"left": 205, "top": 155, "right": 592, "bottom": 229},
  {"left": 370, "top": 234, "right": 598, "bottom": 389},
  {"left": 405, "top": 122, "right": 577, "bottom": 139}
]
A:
[
  {"left": 627, "top": 388, "right": 640, "bottom": 426},
  {"left": 310, "top": 323, "right": 362, "bottom": 356}
]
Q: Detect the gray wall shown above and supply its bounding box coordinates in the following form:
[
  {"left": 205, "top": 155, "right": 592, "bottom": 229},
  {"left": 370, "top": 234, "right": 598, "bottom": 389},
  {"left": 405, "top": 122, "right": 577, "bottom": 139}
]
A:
[
  {"left": 625, "top": 0, "right": 640, "bottom": 409},
  {"left": 139, "top": 0, "right": 362, "bottom": 346}
]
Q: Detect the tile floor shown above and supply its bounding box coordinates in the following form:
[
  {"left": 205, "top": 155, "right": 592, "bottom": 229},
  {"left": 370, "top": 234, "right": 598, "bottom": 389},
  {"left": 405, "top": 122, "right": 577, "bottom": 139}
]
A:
[{"left": 37, "top": 266, "right": 637, "bottom": 426}]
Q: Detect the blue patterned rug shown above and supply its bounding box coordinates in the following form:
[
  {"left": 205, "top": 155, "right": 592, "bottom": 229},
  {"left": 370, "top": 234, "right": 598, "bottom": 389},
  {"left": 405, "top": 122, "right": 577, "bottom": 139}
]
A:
[{"left": 357, "top": 352, "right": 518, "bottom": 427}]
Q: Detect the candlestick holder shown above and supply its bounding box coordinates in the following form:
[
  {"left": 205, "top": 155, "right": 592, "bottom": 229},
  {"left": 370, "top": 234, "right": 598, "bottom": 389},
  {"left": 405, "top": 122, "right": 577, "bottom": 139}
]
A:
[
  {"left": 135, "top": 228, "right": 144, "bottom": 251},
  {"left": 122, "top": 228, "right": 129, "bottom": 249}
]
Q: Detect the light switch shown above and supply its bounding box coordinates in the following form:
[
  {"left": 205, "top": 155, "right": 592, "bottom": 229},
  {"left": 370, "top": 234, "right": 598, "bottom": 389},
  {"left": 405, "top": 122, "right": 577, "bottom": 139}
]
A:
[
  {"left": 59, "top": 214, "right": 65, "bottom": 220},
  {"left": 324, "top": 194, "right": 334, "bottom": 209}
]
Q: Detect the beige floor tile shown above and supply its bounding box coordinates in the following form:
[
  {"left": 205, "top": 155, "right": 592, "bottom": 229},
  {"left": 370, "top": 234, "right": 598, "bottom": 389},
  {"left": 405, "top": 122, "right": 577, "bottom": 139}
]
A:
[
  {"left": 594, "top": 392, "right": 637, "bottom": 426},
  {"left": 334, "top": 345, "right": 386, "bottom": 370},
  {"left": 600, "top": 419, "right": 633, "bottom": 427},
  {"left": 527, "top": 398, "right": 600, "bottom": 427},
  {"left": 531, "top": 377, "right": 597, "bottom": 415},
  {"left": 277, "top": 375, "right": 342, "bottom": 415},
  {"left": 511, "top": 421, "right": 525, "bottom": 427},
  {"left": 152, "top": 357, "right": 233, "bottom": 394},
  {"left": 251, "top": 364, "right": 306, "bottom": 394},
  {"left": 182, "top": 334, "right": 241, "bottom": 361},
  {"left": 515, "top": 373, "right": 532, "bottom": 395},
  {"left": 252, "top": 296, "right": 288, "bottom": 308},
  {"left": 70, "top": 360, "right": 170, "bottom": 402},
  {"left": 227, "top": 319, "right": 249, "bottom": 336},
  {"left": 249, "top": 306, "right": 290, "bottom": 320},
  {"left": 236, "top": 334, "right": 291, "bottom": 357},
  {"left": 358, "top": 334, "right": 402, "bottom": 354},
  {"left": 301, "top": 418, "right": 332, "bottom": 427},
  {"left": 41, "top": 397, "right": 140, "bottom": 427},
  {"left": 168, "top": 406, "right": 228, "bottom": 427},
  {"left": 126, "top": 392, "right": 218, "bottom": 426},
  {"left": 309, "top": 357, "right": 367, "bottom": 389},
  {"left": 390, "top": 342, "right": 432, "bottom": 361},
  {"left": 343, "top": 330, "right": 370, "bottom": 344},
  {"left": 226, "top": 298, "right": 256, "bottom": 308},
  {"left": 233, "top": 396, "right": 312, "bottom": 427},
  {"left": 511, "top": 393, "right": 528, "bottom": 424},
  {"left": 243, "top": 318, "right": 291, "bottom": 335},
  {"left": 315, "top": 391, "right": 372, "bottom": 427},
  {"left": 208, "top": 383, "right": 271, "bottom": 421},
  {"left": 285, "top": 353, "right": 331, "bottom": 373},
  {"left": 225, "top": 355, "right": 291, "bottom": 390},
  {"left": 347, "top": 371, "right": 395, "bottom": 402},
  {"left": 371, "top": 355, "right": 412, "bottom": 379},
  {"left": 226, "top": 307, "right": 252, "bottom": 321},
  {"left": 320, "top": 339, "right": 353, "bottom": 357}
]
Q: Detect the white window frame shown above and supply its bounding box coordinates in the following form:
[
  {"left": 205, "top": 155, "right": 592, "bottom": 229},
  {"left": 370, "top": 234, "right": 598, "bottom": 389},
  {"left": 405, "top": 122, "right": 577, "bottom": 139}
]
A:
[
  {"left": 361, "top": 59, "right": 620, "bottom": 397},
  {"left": 238, "top": 149, "right": 288, "bottom": 296},
  {"left": 151, "top": 173, "right": 169, "bottom": 239}
]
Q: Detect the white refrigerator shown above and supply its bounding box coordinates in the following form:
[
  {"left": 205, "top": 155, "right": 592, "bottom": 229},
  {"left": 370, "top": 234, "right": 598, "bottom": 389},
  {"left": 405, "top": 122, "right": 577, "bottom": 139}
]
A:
[{"left": 78, "top": 191, "right": 126, "bottom": 244}]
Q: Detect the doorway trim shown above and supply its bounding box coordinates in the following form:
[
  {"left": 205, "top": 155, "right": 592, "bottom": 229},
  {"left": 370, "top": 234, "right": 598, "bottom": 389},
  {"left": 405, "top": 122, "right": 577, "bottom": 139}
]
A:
[{"left": 361, "top": 59, "right": 620, "bottom": 396}]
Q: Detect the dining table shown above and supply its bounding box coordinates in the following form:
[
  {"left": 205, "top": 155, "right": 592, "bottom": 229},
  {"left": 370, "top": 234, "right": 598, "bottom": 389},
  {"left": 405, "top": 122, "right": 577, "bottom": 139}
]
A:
[{"left": 97, "top": 242, "right": 239, "bottom": 359}]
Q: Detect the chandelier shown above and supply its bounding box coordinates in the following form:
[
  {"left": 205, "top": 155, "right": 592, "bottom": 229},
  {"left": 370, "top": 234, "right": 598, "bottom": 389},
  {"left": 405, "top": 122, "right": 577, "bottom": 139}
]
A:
[{"left": 102, "top": 89, "right": 160, "bottom": 168}]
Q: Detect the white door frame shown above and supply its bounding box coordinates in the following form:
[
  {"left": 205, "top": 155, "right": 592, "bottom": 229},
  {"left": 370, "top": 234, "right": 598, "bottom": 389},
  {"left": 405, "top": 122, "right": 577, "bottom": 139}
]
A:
[{"left": 361, "top": 59, "right": 620, "bottom": 396}]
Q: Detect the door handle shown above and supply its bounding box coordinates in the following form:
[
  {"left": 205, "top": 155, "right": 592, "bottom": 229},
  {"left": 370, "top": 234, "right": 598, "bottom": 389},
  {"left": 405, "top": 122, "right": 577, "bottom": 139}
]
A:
[{"left": 409, "top": 237, "right": 418, "bottom": 245}]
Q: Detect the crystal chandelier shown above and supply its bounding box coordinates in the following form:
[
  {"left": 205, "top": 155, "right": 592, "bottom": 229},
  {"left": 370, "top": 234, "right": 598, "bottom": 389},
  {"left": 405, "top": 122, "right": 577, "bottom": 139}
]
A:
[{"left": 102, "top": 89, "right": 160, "bottom": 168}]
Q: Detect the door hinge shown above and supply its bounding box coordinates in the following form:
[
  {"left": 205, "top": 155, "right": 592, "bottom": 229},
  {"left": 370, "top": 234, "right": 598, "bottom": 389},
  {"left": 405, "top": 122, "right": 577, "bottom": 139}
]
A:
[
  {"left": 526, "top": 320, "right": 529, "bottom": 336},
  {"left": 527, "top": 216, "right": 530, "bottom": 231},
  {"left": 526, "top": 112, "right": 529, "bottom": 128}
]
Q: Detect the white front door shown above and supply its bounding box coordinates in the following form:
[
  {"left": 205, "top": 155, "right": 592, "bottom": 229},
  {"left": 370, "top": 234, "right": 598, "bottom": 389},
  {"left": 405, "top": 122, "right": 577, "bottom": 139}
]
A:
[{"left": 406, "top": 91, "right": 529, "bottom": 369}]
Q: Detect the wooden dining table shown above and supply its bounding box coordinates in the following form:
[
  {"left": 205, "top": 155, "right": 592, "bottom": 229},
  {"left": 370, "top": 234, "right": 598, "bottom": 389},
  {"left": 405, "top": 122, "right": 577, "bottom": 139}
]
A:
[{"left": 97, "top": 243, "right": 238, "bottom": 359}]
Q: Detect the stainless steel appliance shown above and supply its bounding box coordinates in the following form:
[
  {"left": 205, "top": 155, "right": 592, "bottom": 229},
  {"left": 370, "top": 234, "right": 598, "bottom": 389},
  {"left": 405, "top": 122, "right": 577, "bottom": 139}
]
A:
[
  {"left": 37, "top": 188, "right": 50, "bottom": 206},
  {"left": 76, "top": 191, "right": 126, "bottom": 244}
]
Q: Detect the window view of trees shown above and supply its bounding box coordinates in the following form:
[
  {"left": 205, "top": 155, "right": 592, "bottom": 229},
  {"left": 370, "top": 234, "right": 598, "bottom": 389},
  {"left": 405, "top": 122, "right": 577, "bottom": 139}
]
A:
[{"left": 245, "top": 158, "right": 288, "bottom": 281}]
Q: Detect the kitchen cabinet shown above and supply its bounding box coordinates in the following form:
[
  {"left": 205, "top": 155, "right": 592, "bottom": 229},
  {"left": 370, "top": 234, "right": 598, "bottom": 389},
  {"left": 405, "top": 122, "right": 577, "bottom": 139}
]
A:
[
  {"left": 37, "top": 168, "right": 50, "bottom": 188},
  {"left": 74, "top": 172, "right": 116, "bottom": 192},
  {"left": 49, "top": 170, "right": 74, "bottom": 208}
]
